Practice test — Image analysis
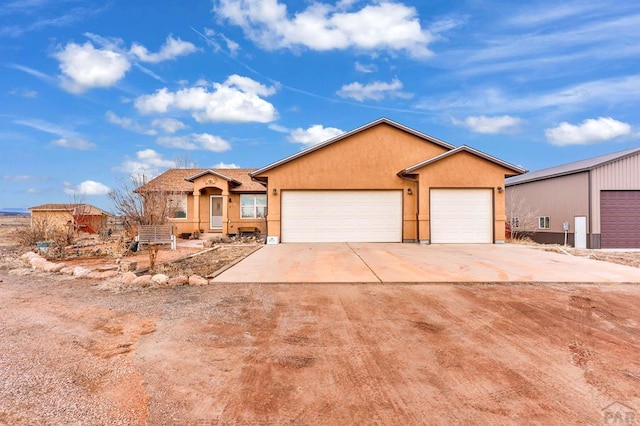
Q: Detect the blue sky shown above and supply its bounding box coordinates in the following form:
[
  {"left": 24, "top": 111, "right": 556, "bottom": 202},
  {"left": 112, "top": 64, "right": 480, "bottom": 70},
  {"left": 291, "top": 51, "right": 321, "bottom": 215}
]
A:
[{"left": 2, "top": 0, "right": 639, "bottom": 211}]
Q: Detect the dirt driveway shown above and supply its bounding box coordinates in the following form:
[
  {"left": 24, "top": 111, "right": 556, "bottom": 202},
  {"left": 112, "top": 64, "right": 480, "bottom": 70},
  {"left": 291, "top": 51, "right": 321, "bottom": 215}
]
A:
[{"left": 1, "top": 271, "right": 639, "bottom": 425}]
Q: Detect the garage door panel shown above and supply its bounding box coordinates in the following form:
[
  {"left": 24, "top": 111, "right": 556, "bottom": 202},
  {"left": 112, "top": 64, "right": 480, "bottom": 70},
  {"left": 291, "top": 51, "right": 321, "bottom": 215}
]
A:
[
  {"left": 601, "top": 190, "right": 640, "bottom": 248},
  {"left": 430, "top": 189, "right": 492, "bottom": 244},
  {"left": 281, "top": 190, "right": 402, "bottom": 242}
]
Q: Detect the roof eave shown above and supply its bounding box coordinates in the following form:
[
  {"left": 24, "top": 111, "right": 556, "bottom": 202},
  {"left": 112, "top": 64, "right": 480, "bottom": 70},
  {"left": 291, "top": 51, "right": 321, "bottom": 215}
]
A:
[{"left": 251, "top": 117, "right": 456, "bottom": 177}]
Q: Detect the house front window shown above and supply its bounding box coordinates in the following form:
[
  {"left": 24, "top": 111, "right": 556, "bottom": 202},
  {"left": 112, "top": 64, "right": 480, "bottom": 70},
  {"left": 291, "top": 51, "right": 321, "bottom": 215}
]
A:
[
  {"left": 167, "top": 194, "right": 188, "bottom": 219},
  {"left": 240, "top": 194, "right": 266, "bottom": 219},
  {"left": 538, "top": 216, "right": 550, "bottom": 229}
]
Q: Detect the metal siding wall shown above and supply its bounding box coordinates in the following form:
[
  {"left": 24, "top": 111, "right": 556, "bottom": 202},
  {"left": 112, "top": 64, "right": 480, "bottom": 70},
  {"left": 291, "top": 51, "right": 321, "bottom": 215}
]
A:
[
  {"left": 506, "top": 172, "right": 589, "bottom": 233},
  {"left": 590, "top": 153, "right": 640, "bottom": 234}
]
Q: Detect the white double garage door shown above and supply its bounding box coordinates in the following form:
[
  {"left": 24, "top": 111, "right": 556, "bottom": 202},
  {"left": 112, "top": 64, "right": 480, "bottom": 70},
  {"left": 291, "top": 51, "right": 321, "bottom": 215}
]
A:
[{"left": 280, "top": 189, "right": 493, "bottom": 243}]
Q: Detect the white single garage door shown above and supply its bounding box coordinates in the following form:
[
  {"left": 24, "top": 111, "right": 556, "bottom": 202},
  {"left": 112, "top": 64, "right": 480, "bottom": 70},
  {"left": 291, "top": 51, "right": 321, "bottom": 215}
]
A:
[
  {"left": 281, "top": 190, "right": 402, "bottom": 242},
  {"left": 430, "top": 189, "right": 493, "bottom": 243}
]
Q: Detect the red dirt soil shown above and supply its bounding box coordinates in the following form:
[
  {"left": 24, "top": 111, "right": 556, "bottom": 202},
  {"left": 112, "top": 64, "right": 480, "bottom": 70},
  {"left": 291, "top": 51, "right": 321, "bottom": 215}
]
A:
[{"left": 1, "top": 271, "right": 639, "bottom": 424}]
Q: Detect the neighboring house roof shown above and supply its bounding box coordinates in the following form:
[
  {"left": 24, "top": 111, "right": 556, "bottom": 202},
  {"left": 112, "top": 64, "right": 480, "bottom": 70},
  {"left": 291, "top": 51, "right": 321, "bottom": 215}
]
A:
[
  {"left": 29, "top": 203, "right": 111, "bottom": 216},
  {"left": 507, "top": 147, "right": 640, "bottom": 186},
  {"left": 251, "top": 117, "right": 456, "bottom": 177},
  {"left": 399, "top": 145, "right": 527, "bottom": 176},
  {"left": 138, "top": 168, "right": 264, "bottom": 193}
]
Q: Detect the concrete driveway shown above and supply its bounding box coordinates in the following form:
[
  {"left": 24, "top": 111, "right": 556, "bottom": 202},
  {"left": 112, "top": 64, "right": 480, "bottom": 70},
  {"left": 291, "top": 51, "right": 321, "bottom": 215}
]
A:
[{"left": 212, "top": 243, "right": 640, "bottom": 284}]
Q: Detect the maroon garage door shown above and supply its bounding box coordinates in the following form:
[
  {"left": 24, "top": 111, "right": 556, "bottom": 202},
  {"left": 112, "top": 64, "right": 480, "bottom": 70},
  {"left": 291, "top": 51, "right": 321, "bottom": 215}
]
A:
[{"left": 600, "top": 190, "right": 640, "bottom": 248}]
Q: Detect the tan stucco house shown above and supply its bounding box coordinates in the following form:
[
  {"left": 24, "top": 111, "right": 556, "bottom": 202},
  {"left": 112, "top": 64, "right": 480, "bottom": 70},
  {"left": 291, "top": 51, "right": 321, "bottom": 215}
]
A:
[
  {"left": 138, "top": 168, "right": 267, "bottom": 237},
  {"left": 144, "top": 118, "right": 525, "bottom": 243}
]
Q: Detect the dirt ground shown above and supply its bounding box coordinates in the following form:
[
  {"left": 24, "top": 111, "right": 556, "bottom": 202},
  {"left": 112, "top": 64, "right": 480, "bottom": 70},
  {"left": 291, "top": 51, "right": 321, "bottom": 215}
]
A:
[
  {"left": 0, "top": 271, "right": 639, "bottom": 425},
  {"left": 1, "top": 217, "right": 639, "bottom": 424}
]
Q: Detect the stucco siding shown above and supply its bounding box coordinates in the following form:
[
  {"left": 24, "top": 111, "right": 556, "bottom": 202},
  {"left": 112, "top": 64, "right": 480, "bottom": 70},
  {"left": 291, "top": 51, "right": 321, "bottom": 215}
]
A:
[
  {"left": 590, "top": 153, "right": 640, "bottom": 234},
  {"left": 255, "top": 123, "right": 448, "bottom": 241},
  {"left": 506, "top": 172, "right": 589, "bottom": 234},
  {"left": 414, "top": 151, "right": 511, "bottom": 242}
]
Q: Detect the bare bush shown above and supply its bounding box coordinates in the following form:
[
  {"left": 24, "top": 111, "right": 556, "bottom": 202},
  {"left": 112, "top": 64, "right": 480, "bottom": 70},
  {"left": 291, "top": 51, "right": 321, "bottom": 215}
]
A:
[
  {"left": 108, "top": 175, "right": 181, "bottom": 235},
  {"left": 506, "top": 186, "right": 539, "bottom": 240}
]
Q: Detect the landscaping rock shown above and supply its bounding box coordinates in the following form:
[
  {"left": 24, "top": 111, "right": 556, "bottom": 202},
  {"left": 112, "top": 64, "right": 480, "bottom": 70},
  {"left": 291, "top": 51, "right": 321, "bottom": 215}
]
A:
[
  {"left": 121, "top": 272, "right": 137, "bottom": 285},
  {"left": 20, "top": 251, "right": 39, "bottom": 261},
  {"left": 100, "top": 270, "right": 119, "bottom": 279},
  {"left": 151, "top": 274, "right": 169, "bottom": 286},
  {"left": 188, "top": 275, "right": 208, "bottom": 286},
  {"left": 43, "top": 262, "right": 66, "bottom": 273},
  {"left": 73, "top": 267, "right": 92, "bottom": 278},
  {"left": 29, "top": 257, "right": 47, "bottom": 270},
  {"left": 60, "top": 266, "right": 75, "bottom": 275},
  {"left": 168, "top": 275, "right": 188, "bottom": 286},
  {"left": 132, "top": 275, "right": 152, "bottom": 286}
]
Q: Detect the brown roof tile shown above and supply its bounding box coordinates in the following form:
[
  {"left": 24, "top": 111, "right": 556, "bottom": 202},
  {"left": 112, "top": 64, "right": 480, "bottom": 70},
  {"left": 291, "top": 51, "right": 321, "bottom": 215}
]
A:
[{"left": 138, "top": 168, "right": 265, "bottom": 193}]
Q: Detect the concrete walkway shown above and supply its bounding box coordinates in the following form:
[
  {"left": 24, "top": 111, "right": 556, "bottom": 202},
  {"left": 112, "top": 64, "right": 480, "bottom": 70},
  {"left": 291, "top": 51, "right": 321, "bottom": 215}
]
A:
[{"left": 212, "top": 243, "right": 640, "bottom": 284}]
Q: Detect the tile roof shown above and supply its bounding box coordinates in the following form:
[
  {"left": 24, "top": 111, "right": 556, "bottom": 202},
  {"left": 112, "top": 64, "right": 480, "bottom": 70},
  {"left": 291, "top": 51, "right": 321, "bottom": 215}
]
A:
[
  {"left": 506, "top": 147, "right": 640, "bottom": 186},
  {"left": 138, "top": 168, "right": 264, "bottom": 193}
]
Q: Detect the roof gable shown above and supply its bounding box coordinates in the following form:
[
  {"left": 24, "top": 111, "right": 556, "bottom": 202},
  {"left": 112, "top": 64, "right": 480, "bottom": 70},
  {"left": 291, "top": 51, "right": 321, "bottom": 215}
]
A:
[
  {"left": 507, "top": 147, "right": 640, "bottom": 185},
  {"left": 251, "top": 118, "right": 455, "bottom": 177},
  {"left": 138, "top": 168, "right": 264, "bottom": 193},
  {"left": 185, "top": 169, "right": 242, "bottom": 186},
  {"left": 400, "top": 145, "right": 527, "bottom": 176}
]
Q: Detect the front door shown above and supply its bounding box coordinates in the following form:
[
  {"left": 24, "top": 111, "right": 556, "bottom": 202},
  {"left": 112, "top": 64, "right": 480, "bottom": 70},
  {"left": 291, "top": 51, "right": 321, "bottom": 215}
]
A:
[{"left": 210, "top": 196, "right": 222, "bottom": 229}]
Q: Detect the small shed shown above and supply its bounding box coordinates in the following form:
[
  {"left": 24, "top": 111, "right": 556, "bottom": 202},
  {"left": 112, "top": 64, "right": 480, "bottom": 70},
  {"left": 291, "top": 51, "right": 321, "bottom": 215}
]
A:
[{"left": 29, "top": 203, "right": 112, "bottom": 235}]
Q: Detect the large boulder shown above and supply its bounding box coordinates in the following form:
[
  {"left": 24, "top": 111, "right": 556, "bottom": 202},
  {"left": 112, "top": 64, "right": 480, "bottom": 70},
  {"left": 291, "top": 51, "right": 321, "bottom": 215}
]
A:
[
  {"left": 168, "top": 275, "right": 188, "bottom": 286},
  {"left": 120, "top": 272, "right": 138, "bottom": 285},
  {"left": 43, "top": 262, "right": 66, "bottom": 273},
  {"left": 151, "top": 274, "right": 169, "bottom": 286},
  {"left": 132, "top": 274, "right": 152, "bottom": 287},
  {"left": 73, "top": 267, "right": 92, "bottom": 277}
]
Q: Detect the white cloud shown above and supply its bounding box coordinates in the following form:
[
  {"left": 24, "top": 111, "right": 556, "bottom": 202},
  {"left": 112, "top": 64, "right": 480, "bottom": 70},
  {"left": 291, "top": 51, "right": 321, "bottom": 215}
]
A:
[
  {"left": 192, "top": 133, "right": 232, "bottom": 152},
  {"left": 289, "top": 124, "right": 344, "bottom": 146},
  {"left": 134, "top": 74, "right": 278, "bottom": 123},
  {"left": 51, "top": 138, "right": 96, "bottom": 150},
  {"left": 157, "top": 136, "right": 198, "bottom": 150},
  {"left": 106, "top": 111, "right": 157, "bottom": 135},
  {"left": 64, "top": 180, "right": 111, "bottom": 196},
  {"left": 130, "top": 36, "right": 198, "bottom": 63},
  {"left": 457, "top": 115, "right": 522, "bottom": 134},
  {"left": 15, "top": 117, "right": 97, "bottom": 149},
  {"left": 213, "top": 162, "right": 239, "bottom": 168},
  {"left": 545, "top": 117, "right": 632, "bottom": 146},
  {"left": 9, "top": 88, "right": 38, "bottom": 98},
  {"left": 157, "top": 133, "right": 231, "bottom": 152},
  {"left": 3, "top": 174, "right": 34, "bottom": 182},
  {"left": 115, "top": 149, "right": 175, "bottom": 177},
  {"left": 354, "top": 61, "right": 376, "bottom": 73},
  {"left": 55, "top": 41, "right": 131, "bottom": 93},
  {"left": 214, "top": 0, "right": 434, "bottom": 58},
  {"left": 268, "top": 123, "right": 290, "bottom": 133},
  {"left": 151, "top": 117, "right": 186, "bottom": 133},
  {"left": 337, "top": 78, "right": 412, "bottom": 102}
]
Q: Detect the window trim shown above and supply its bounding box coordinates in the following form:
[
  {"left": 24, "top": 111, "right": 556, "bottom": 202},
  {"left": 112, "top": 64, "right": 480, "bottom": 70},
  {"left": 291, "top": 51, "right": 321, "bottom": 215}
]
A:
[
  {"left": 538, "top": 216, "right": 550, "bottom": 229},
  {"left": 240, "top": 194, "right": 267, "bottom": 219}
]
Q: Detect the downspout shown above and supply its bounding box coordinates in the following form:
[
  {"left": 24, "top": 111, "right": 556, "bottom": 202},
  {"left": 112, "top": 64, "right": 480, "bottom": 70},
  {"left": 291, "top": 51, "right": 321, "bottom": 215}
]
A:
[{"left": 397, "top": 172, "right": 419, "bottom": 243}]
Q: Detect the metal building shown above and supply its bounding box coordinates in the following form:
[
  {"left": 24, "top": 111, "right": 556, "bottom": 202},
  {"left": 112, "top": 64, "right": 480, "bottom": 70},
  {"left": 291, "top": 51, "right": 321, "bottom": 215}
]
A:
[{"left": 506, "top": 147, "right": 640, "bottom": 248}]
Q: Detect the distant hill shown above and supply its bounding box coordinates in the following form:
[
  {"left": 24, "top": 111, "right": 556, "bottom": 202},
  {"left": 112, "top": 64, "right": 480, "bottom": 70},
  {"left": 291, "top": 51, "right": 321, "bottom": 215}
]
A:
[{"left": 0, "top": 208, "right": 30, "bottom": 216}]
